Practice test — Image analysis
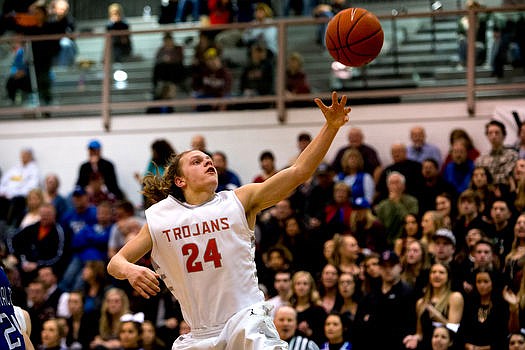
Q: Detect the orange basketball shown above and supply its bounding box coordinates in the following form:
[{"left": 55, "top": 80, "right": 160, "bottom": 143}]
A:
[{"left": 325, "top": 8, "right": 384, "bottom": 67}]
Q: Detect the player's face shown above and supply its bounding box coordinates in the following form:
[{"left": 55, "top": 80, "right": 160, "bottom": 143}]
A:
[{"left": 178, "top": 151, "right": 218, "bottom": 190}]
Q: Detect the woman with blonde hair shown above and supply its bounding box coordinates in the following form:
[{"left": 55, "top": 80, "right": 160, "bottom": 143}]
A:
[
  {"left": 401, "top": 240, "right": 431, "bottom": 298},
  {"left": 19, "top": 188, "right": 44, "bottom": 229},
  {"left": 90, "top": 287, "right": 130, "bottom": 349},
  {"left": 420, "top": 210, "right": 445, "bottom": 255},
  {"left": 290, "top": 270, "right": 327, "bottom": 346},
  {"left": 106, "top": 3, "right": 132, "bottom": 62},
  {"left": 329, "top": 234, "right": 361, "bottom": 277},
  {"left": 403, "top": 262, "right": 464, "bottom": 350},
  {"left": 504, "top": 213, "right": 525, "bottom": 292},
  {"left": 337, "top": 148, "right": 375, "bottom": 204}
]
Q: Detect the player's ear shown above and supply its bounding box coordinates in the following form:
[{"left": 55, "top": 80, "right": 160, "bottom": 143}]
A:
[{"left": 174, "top": 176, "right": 185, "bottom": 188}]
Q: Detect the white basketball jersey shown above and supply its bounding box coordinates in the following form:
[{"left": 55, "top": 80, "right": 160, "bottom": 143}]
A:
[{"left": 145, "top": 191, "right": 264, "bottom": 332}]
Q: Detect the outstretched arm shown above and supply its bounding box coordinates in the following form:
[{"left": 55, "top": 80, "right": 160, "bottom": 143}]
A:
[
  {"left": 236, "top": 92, "right": 351, "bottom": 226},
  {"left": 107, "top": 224, "right": 160, "bottom": 298}
]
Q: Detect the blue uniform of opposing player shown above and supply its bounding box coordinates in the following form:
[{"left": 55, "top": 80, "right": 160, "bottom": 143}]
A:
[{"left": 0, "top": 267, "right": 33, "bottom": 350}]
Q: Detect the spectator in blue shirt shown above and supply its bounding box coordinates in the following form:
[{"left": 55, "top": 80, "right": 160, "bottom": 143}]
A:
[
  {"left": 407, "top": 126, "right": 442, "bottom": 168},
  {"left": 5, "top": 39, "right": 31, "bottom": 104},
  {"left": 59, "top": 201, "right": 113, "bottom": 291},
  {"left": 443, "top": 139, "right": 475, "bottom": 194}
]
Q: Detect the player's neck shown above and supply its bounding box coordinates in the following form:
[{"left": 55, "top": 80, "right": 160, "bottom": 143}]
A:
[{"left": 184, "top": 190, "right": 215, "bottom": 205}]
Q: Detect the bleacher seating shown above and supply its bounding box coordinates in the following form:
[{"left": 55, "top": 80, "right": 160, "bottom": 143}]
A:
[{"left": 0, "top": 0, "right": 524, "bottom": 117}]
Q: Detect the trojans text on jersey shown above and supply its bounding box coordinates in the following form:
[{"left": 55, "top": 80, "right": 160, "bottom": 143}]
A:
[{"left": 162, "top": 217, "right": 230, "bottom": 242}]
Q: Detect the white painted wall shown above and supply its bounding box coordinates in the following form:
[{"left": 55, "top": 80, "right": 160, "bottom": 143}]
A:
[{"left": 1, "top": 98, "right": 525, "bottom": 207}]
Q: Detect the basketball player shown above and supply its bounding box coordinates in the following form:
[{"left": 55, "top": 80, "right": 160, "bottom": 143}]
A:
[
  {"left": 107, "top": 92, "right": 351, "bottom": 349},
  {"left": 0, "top": 266, "right": 34, "bottom": 350}
]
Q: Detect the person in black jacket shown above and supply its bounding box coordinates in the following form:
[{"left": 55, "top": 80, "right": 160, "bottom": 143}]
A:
[
  {"left": 76, "top": 139, "right": 125, "bottom": 200},
  {"left": 353, "top": 250, "right": 416, "bottom": 350},
  {"left": 7, "top": 203, "right": 66, "bottom": 285}
]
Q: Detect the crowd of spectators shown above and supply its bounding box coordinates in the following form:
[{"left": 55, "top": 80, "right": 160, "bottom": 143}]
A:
[
  {"left": 2, "top": 1, "right": 525, "bottom": 350},
  {"left": 5, "top": 119, "right": 525, "bottom": 349}
]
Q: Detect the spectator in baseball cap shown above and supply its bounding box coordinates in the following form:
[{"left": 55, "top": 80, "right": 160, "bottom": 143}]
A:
[{"left": 433, "top": 228, "right": 456, "bottom": 265}]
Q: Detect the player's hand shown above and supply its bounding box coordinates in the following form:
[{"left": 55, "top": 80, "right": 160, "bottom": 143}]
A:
[
  {"left": 314, "top": 91, "right": 351, "bottom": 129},
  {"left": 126, "top": 264, "right": 161, "bottom": 298}
]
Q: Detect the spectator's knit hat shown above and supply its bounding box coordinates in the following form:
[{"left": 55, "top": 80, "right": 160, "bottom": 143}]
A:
[
  {"left": 379, "top": 250, "right": 400, "bottom": 266},
  {"left": 433, "top": 228, "right": 456, "bottom": 246},
  {"left": 88, "top": 139, "right": 101, "bottom": 150},
  {"left": 352, "top": 197, "right": 371, "bottom": 210},
  {"left": 72, "top": 185, "right": 87, "bottom": 197}
]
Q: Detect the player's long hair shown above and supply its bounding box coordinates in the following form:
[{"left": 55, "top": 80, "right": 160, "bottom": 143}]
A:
[{"left": 143, "top": 151, "right": 189, "bottom": 206}]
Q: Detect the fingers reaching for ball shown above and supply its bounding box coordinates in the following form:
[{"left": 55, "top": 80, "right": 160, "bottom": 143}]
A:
[{"left": 315, "top": 91, "right": 351, "bottom": 128}]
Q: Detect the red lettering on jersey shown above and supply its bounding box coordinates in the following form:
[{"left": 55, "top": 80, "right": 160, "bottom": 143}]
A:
[
  {"left": 220, "top": 217, "right": 230, "bottom": 229},
  {"left": 166, "top": 217, "right": 231, "bottom": 242},
  {"left": 210, "top": 219, "right": 220, "bottom": 232},
  {"left": 182, "top": 225, "right": 191, "bottom": 238},
  {"left": 202, "top": 221, "right": 211, "bottom": 234},
  {"left": 192, "top": 223, "right": 201, "bottom": 236},
  {"left": 172, "top": 227, "right": 182, "bottom": 240}
]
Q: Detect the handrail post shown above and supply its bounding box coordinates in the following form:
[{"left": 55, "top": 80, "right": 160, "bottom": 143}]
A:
[
  {"left": 102, "top": 32, "right": 112, "bottom": 131},
  {"left": 466, "top": 7, "right": 476, "bottom": 116},
  {"left": 276, "top": 21, "right": 287, "bottom": 124},
  {"left": 391, "top": 9, "right": 400, "bottom": 75}
]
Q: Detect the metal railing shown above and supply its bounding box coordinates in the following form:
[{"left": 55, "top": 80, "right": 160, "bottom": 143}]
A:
[{"left": 0, "top": 4, "right": 524, "bottom": 130}]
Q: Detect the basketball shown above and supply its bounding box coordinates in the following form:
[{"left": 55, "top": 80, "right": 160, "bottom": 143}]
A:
[{"left": 325, "top": 8, "right": 384, "bottom": 67}]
